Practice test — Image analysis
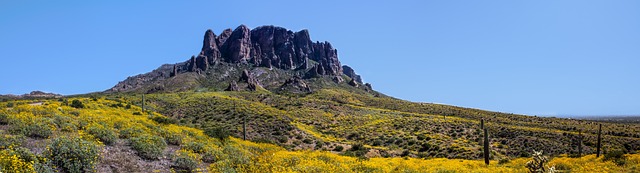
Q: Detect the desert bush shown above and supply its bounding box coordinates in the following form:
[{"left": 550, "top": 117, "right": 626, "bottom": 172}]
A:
[
  {"left": 12, "top": 147, "right": 37, "bottom": 163},
  {"left": 333, "top": 145, "right": 344, "bottom": 152},
  {"left": 46, "top": 136, "right": 100, "bottom": 173},
  {"left": 119, "top": 126, "right": 147, "bottom": 139},
  {"left": 10, "top": 117, "right": 55, "bottom": 138},
  {"left": 344, "top": 143, "right": 368, "bottom": 158},
  {"left": 54, "top": 114, "right": 77, "bottom": 132},
  {"left": 498, "top": 158, "right": 510, "bottom": 164},
  {"left": 86, "top": 123, "right": 117, "bottom": 145},
  {"left": 222, "top": 144, "right": 250, "bottom": 166},
  {"left": 151, "top": 115, "right": 177, "bottom": 124},
  {"left": 162, "top": 131, "right": 183, "bottom": 146},
  {"left": 0, "top": 134, "right": 25, "bottom": 149},
  {"left": 130, "top": 135, "right": 167, "bottom": 160},
  {"left": 0, "top": 113, "right": 9, "bottom": 125},
  {"left": 554, "top": 163, "right": 572, "bottom": 172},
  {"left": 184, "top": 141, "right": 206, "bottom": 153},
  {"left": 70, "top": 99, "right": 85, "bottom": 109},
  {"left": 204, "top": 125, "right": 231, "bottom": 142},
  {"left": 0, "top": 149, "right": 35, "bottom": 172},
  {"left": 202, "top": 147, "right": 224, "bottom": 163},
  {"left": 603, "top": 149, "right": 627, "bottom": 166},
  {"left": 172, "top": 149, "right": 201, "bottom": 173}
]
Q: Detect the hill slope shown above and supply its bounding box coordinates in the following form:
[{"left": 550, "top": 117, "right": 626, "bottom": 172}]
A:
[{"left": 1, "top": 98, "right": 639, "bottom": 172}]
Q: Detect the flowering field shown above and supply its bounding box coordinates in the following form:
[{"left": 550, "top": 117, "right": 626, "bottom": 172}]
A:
[{"left": 0, "top": 97, "right": 638, "bottom": 172}]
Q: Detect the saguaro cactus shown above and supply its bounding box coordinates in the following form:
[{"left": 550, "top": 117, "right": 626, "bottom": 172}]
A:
[
  {"left": 578, "top": 131, "right": 583, "bottom": 157},
  {"left": 484, "top": 128, "right": 489, "bottom": 165},
  {"left": 142, "top": 94, "right": 145, "bottom": 113},
  {"left": 596, "top": 124, "right": 602, "bottom": 157},
  {"left": 480, "top": 119, "right": 484, "bottom": 129},
  {"left": 243, "top": 116, "right": 247, "bottom": 140}
]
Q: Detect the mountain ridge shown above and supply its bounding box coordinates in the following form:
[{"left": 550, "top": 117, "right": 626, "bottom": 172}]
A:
[{"left": 108, "top": 25, "right": 369, "bottom": 94}]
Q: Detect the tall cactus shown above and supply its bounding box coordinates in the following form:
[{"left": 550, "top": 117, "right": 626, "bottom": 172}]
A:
[
  {"left": 480, "top": 119, "right": 484, "bottom": 129},
  {"left": 243, "top": 116, "right": 247, "bottom": 140},
  {"left": 142, "top": 94, "right": 145, "bottom": 113},
  {"left": 484, "top": 128, "right": 489, "bottom": 165},
  {"left": 596, "top": 124, "right": 602, "bottom": 157},
  {"left": 578, "top": 130, "right": 582, "bottom": 157}
]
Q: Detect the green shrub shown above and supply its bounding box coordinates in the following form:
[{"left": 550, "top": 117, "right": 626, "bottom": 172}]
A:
[
  {"left": 11, "top": 118, "right": 55, "bottom": 138},
  {"left": 184, "top": 141, "right": 206, "bottom": 153},
  {"left": 119, "top": 126, "right": 147, "bottom": 139},
  {"left": 86, "top": 124, "right": 117, "bottom": 145},
  {"left": 344, "top": 143, "right": 368, "bottom": 158},
  {"left": 151, "top": 115, "right": 177, "bottom": 124},
  {"left": 498, "top": 158, "right": 510, "bottom": 164},
  {"left": 222, "top": 145, "right": 250, "bottom": 165},
  {"left": 202, "top": 147, "right": 224, "bottom": 163},
  {"left": 172, "top": 149, "right": 201, "bottom": 172},
  {"left": 0, "top": 149, "right": 36, "bottom": 172},
  {"left": 204, "top": 126, "right": 231, "bottom": 142},
  {"left": 554, "top": 163, "right": 572, "bottom": 172},
  {"left": 70, "top": 99, "right": 85, "bottom": 109},
  {"left": 13, "top": 147, "right": 37, "bottom": 163},
  {"left": 6, "top": 102, "right": 14, "bottom": 108},
  {"left": 603, "top": 149, "right": 627, "bottom": 166},
  {"left": 46, "top": 136, "right": 99, "bottom": 173},
  {"left": 333, "top": 145, "right": 344, "bottom": 152},
  {"left": 0, "top": 134, "right": 25, "bottom": 149},
  {"left": 0, "top": 113, "right": 9, "bottom": 125},
  {"left": 130, "top": 135, "right": 167, "bottom": 160},
  {"left": 53, "top": 114, "right": 77, "bottom": 132},
  {"left": 161, "top": 131, "right": 183, "bottom": 146}
]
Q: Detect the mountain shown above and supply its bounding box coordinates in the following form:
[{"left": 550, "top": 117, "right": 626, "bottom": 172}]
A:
[
  {"left": 101, "top": 25, "right": 640, "bottom": 161},
  {"left": 108, "top": 25, "right": 371, "bottom": 94},
  {"left": 0, "top": 91, "right": 62, "bottom": 100}
]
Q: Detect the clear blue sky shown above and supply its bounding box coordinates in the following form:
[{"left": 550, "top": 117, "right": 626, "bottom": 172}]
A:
[{"left": 1, "top": 0, "right": 639, "bottom": 116}]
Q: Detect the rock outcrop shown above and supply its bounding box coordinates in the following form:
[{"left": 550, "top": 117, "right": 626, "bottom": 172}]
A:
[
  {"left": 195, "top": 25, "right": 342, "bottom": 75},
  {"left": 281, "top": 76, "right": 312, "bottom": 93},
  {"left": 238, "top": 69, "right": 261, "bottom": 91},
  {"left": 342, "top": 65, "right": 362, "bottom": 84},
  {"left": 364, "top": 83, "right": 373, "bottom": 91},
  {"left": 226, "top": 81, "right": 239, "bottom": 91},
  {"left": 348, "top": 79, "right": 359, "bottom": 87},
  {"left": 200, "top": 29, "right": 221, "bottom": 64},
  {"left": 108, "top": 25, "right": 366, "bottom": 93}
]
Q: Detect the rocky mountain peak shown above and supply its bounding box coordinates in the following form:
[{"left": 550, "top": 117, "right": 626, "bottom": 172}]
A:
[{"left": 109, "top": 25, "right": 370, "bottom": 93}]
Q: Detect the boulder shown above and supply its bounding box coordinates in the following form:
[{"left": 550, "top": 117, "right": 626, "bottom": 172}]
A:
[
  {"left": 226, "top": 81, "right": 239, "bottom": 91},
  {"left": 348, "top": 78, "right": 359, "bottom": 87}
]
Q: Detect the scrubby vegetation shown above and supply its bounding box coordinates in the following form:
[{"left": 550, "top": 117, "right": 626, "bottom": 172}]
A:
[
  {"left": 129, "top": 89, "right": 640, "bottom": 160},
  {"left": 0, "top": 93, "right": 639, "bottom": 172}
]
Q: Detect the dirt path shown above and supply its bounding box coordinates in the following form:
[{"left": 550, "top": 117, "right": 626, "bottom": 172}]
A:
[{"left": 28, "top": 102, "right": 43, "bottom": 106}]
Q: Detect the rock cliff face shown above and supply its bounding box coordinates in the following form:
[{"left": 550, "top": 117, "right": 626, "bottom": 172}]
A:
[
  {"left": 342, "top": 65, "right": 362, "bottom": 84},
  {"left": 108, "top": 25, "right": 369, "bottom": 93},
  {"left": 184, "top": 25, "right": 342, "bottom": 76}
]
